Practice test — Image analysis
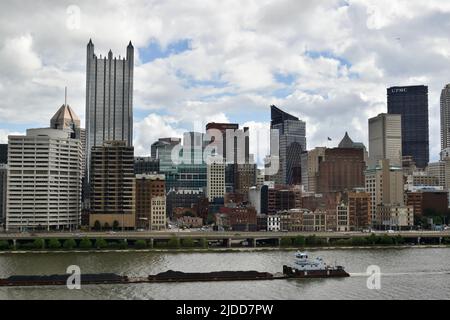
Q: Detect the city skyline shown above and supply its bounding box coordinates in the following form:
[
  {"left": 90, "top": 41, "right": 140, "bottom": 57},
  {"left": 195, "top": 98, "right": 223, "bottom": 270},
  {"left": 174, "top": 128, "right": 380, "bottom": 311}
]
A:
[{"left": 1, "top": 1, "right": 450, "bottom": 163}]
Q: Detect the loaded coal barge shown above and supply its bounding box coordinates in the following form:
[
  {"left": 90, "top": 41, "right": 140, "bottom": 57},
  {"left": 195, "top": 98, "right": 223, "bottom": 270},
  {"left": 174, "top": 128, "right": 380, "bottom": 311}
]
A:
[{"left": 0, "top": 252, "right": 349, "bottom": 287}]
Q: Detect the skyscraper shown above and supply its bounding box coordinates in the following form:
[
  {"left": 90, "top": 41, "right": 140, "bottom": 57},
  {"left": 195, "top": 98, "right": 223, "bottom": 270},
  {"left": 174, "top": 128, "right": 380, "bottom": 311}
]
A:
[
  {"left": 387, "top": 85, "right": 429, "bottom": 168},
  {"left": 50, "top": 100, "right": 86, "bottom": 175},
  {"left": 440, "top": 84, "right": 450, "bottom": 151},
  {"left": 368, "top": 113, "right": 402, "bottom": 168},
  {"left": 89, "top": 141, "right": 135, "bottom": 230},
  {"left": 85, "top": 39, "right": 134, "bottom": 179},
  {"left": 205, "top": 123, "right": 252, "bottom": 193},
  {"left": 365, "top": 160, "right": 405, "bottom": 227},
  {"left": 206, "top": 156, "right": 225, "bottom": 202},
  {"left": 0, "top": 164, "right": 7, "bottom": 226},
  {"left": 6, "top": 129, "right": 82, "bottom": 231},
  {"left": 269, "top": 105, "right": 306, "bottom": 185},
  {"left": 317, "top": 147, "right": 365, "bottom": 193},
  {"left": 0, "top": 144, "right": 7, "bottom": 164}
]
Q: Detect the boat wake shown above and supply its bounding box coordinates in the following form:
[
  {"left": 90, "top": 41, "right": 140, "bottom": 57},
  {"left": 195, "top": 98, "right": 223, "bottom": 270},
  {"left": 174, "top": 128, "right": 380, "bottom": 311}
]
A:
[{"left": 350, "top": 271, "right": 450, "bottom": 277}]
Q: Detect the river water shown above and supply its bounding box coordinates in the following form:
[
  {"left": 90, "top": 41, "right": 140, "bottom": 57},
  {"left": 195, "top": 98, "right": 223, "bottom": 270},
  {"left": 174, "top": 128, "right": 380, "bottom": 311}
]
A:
[{"left": 0, "top": 248, "right": 449, "bottom": 300}]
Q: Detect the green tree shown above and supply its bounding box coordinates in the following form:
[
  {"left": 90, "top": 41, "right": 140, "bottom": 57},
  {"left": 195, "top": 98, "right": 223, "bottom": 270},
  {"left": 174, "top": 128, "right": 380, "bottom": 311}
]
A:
[
  {"left": 118, "top": 240, "right": 128, "bottom": 249},
  {"left": 47, "top": 239, "right": 61, "bottom": 249},
  {"left": 167, "top": 237, "right": 180, "bottom": 248},
  {"left": 393, "top": 235, "right": 405, "bottom": 245},
  {"left": 206, "top": 212, "right": 215, "bottom": 225},
  {"left": 366, "top": 233, "right": 378, "bottom": 245},
  {"left": 0, "top": 240, "right": 9, "bottom": 250},
  {"left": 63, "top": 239, "right": 77, "bottom": 250},
  {"left": 79, "top": 238, "right": 93, "bottom": 249},
  {"left": 198, "top": 238, "right": 208, "bottom": 248},
  {"left": 113, "top": 220, "right": 120, "bottom": 231},
  {"left": 182, "top": 238, "right": 195, "bottom": 248},
  {"left": 280, "top": 238, "right": 292, "bottom": 247},
  {"left": 351, "top": 237, "right": 368, "bottom": 246},
  {"left": 305, "top": 235, "right": 318, "bottom": 246},
  {"left": 95, "top": 238, "right": 108, "bottom": 249},
  {"left": 93, "top": 220, "right": 101, "bottom": 231},
  {"left": 380, "top": 235, "right": 394, "bottom": 245},
  {"left": 336, "top": 239, "right": 351, "bottom": 246},
  {"left": 293, "top": 236, "right": 306, "bottom": 247},
  {"left": 134, "top": 240, "right": 147, "bottom": 249},
  {"left": 33, "top": 238, "right": 45, "bottom": 250}
]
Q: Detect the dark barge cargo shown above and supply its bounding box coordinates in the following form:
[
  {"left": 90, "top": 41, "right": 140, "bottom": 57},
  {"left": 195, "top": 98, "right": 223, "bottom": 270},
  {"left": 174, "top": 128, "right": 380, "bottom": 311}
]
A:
[
  {"left": 0, "top": 273, "right": 128, "bottom": 286},
  {"left": 148, "top": 270, "right": 275, "bottom": 282}
]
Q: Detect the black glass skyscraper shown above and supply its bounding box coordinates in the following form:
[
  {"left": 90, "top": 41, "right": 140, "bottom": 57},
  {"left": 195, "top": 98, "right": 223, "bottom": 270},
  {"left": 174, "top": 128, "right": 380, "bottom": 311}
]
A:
[
  {"left": 0, "top": 144, "right": 7, "bottom": 164},
  {"left": 387, "top": 85, "right": 429, "bottom": 168},
  {"left": 270, "top": 105, "right": 306, "bottom": 185}
]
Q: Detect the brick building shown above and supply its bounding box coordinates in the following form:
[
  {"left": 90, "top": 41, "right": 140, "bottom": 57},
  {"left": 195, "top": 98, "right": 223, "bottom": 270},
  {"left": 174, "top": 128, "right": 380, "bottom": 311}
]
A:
[{"left": 317, "top": 148, "right": 365, "bottom": 193}]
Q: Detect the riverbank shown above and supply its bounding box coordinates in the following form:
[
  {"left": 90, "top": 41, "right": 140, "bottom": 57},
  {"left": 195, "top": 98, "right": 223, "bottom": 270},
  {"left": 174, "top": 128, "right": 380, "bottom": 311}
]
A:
[{"left": 0, "top": 244, "right": 448, "bottom": 255}]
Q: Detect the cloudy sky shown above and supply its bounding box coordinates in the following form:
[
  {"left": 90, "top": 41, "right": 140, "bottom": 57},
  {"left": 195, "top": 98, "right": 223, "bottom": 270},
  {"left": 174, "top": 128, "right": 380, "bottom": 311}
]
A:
[{"left": 0, "top": 0, "right": 449, "bottom": 164}]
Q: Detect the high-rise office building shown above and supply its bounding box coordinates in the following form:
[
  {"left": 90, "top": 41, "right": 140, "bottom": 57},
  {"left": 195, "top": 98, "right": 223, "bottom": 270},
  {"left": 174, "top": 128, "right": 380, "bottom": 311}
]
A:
[
  {"left": 269, "top": 105, "right": 306, "bottom": 185},
  {"left": 368, "top": 113, "right": 402, "bottom": 168},
  {"left": 387, "top": 85, "right": 429, "bottom": 168},
  {"left": 207, "top": 156, "right": 225, "bottom": 202},
  {"left": 0, "top": 164, "right": 7, "bottom": 226},
  {"left": 135, "top": 174, "right": 166, "bottom": 230},
  {"left": 6, "top": 128, "right": 82, "bottom": 231},
  {"left": 302, "top": 147, "right": 326, "bottom": 193},
  {"left": 151, "top": 137, "right": 181, "bottom": 173},
  {"left": 365, "top": 159, "right": 404, "bottom": 227},
  {"left": 317, "top": 148, "right": 365, "bottom": 193},
  {"left": 50, "top": 102, "right": 86, "bottom": 175},
  {"left": 440, "top": 84, "right": 450, "bottom": 151},
  {"left": 205, "top": 123, "right": 251, "bottom": 192},
  {"left": 85, "top": 39, "right": 134, "bottom": 179},
  {"left": 89, "top": 141, "right": 135, "bottom": 229},
  {"left": 0, "top": 144, "right": 7, "bottom": 164}
]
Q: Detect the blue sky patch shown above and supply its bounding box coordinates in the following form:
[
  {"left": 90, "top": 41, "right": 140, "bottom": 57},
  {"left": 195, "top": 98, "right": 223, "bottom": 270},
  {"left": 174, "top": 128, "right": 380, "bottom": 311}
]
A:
[
  {"left": 139, "top": 39, "right": 192, "bottom": 63},
  {"left": 305, "top": 50, "right": 352, "bottom": 68}
]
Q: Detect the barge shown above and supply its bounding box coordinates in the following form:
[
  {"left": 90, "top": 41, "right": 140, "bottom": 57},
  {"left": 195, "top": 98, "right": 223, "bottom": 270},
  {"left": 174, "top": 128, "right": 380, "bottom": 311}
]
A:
[{"left": 0, "top": 252, "right": 349, "bottom": 287}]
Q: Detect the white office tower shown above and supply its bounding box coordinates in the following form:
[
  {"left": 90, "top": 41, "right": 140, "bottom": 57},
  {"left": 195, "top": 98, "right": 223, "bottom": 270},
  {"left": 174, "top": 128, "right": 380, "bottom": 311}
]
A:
[
  {"left": 6, "top": 128, "right": 82, "bottom": 231},
  {"left": 206, "top": 156, "right": 225, "bottom": 202},
  {"left": 368, "top": 113, "right": 402, "bottom": 168},
  {"left": 441, "top": 84, "right": 450, "bottom": 151}
]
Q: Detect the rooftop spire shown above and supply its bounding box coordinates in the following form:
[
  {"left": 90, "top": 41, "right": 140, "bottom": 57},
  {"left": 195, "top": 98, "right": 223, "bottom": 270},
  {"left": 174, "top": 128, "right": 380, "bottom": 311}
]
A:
[{"left": 64, "top": 86, "right": 67, "bottom": 106}]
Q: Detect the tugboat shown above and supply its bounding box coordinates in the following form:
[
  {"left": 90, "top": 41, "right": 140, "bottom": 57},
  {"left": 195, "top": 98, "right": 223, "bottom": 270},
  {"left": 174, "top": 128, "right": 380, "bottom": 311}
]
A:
[{"left": 283, "top": 252, "right": 350, "bottom": 278}]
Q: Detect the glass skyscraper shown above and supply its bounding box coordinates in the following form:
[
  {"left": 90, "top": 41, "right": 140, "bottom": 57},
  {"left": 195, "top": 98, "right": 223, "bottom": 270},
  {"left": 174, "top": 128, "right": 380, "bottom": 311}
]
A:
[
  {"left": 387, "top": 85, "right": 429, "bottom": 168},
  {"left": 270, "top": 105, "right": 306, "bottom": 185},
  {"left": 85, "top": 39, "right": 134, "bottom": 179}
]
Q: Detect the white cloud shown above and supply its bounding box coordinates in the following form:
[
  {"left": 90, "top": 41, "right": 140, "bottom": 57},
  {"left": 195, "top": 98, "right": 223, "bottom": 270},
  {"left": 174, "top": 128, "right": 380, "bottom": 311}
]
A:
[
  {"left": 0, "top": 129, "right": 24, "bottom": 144},
  {"left": 0, "top": 0, "right": 448, "bottom": 163}
]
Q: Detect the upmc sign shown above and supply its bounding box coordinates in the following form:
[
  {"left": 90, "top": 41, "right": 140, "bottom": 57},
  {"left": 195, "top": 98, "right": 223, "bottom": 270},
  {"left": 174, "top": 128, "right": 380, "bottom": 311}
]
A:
[{"left": 391, "top": 88, "right": 408, "bottom": 93}]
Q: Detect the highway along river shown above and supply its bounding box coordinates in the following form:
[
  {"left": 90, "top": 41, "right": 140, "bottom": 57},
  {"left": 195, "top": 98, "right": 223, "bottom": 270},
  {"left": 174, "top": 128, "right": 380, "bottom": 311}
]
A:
[{"left": 0, "top": 248, "right": 449, "bottom": 299}]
